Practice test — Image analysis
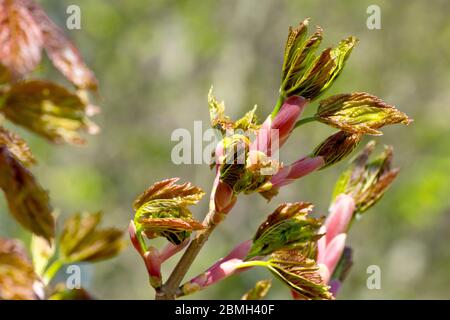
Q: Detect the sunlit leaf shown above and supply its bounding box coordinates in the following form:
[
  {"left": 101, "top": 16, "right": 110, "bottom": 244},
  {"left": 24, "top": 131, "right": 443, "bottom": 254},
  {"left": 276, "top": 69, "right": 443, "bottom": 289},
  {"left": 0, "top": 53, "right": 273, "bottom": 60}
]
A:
[
  {"left": 208, "top": 87, "right": 259, "bottom": 133},
  {"left": 247, "top": 202, "right": 323, "bottom": 259},
  {"left": 317, "top": 92, "right": 412, "bottom": 135},
  {"left": 241, "top": 249, "right": 332, "bottom": 300},
  {"left": 280, "top": 19, "right": 357, "bottom": 100}
]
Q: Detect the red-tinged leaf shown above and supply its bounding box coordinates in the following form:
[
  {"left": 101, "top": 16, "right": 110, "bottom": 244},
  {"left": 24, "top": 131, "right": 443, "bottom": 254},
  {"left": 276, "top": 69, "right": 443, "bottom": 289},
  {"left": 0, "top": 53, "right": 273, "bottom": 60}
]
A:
[
  {"left": 23, "top": 0, "right": 98, "bottom": 89},
  {"left": 0, "top": 146, "right": 55, "bottom": 241},
  {"left": 0, "top": 0, "right": 43, "bottom": 76}
]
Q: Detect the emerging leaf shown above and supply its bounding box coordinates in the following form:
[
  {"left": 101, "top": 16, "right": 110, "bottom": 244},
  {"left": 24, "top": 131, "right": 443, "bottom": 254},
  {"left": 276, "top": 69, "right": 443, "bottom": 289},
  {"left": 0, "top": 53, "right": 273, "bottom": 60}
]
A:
[
  {"left": 0, "top": 238, "right": 39, "bottom": 300},
  {"left": 59, "top": 211, "right": 125, "bottom": 263},
  {"left": 243, "top": 249, "right": 332, "bottom": 300},
  {"left": 241, "top": 279, "right": 272, "bottom": 300},
  {"left": 1, "top": 80, "right": 99, "bottom": 144},
  {"left": 317, "top": 92, "right": 412, "bottom": 135},
  {"left": 133, "top": 178, "right": 205, "bottom": 245},
  {"left": 313, "top": 131, "right": 362, "bottom": 169},
  {"left": 332, "top": 141, "right": 400, "bottom": 214},
  {"left": 208, "top": 87, "right": 259, "bottom": 133},
  {"left": 0, "top": 147, "right": 54, "bottom": 241},
  {"left": 0, "top": 126, "right": 36, "bottom": 166},
  {"left": 280, "top": 19, "right": 357, "bottom": 101},
  {"left": 247, "top": 202, "right": 323, "bottom": 259},
  {"left": 282, "top": 19, "right": 315, "bottom": 84}
]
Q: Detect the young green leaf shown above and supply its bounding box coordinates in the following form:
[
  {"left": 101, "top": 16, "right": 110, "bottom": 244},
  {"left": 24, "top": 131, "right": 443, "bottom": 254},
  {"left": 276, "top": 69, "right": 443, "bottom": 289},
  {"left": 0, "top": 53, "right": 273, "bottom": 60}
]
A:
[{"left": 247, "top": 202, "right": 323, "bottom": 259}]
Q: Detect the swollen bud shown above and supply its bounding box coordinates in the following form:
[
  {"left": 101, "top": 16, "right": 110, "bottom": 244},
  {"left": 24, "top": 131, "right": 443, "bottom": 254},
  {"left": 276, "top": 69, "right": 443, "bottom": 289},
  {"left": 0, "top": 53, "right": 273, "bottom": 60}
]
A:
[{"left": 313, "top": 131, "right": 362, "bottom": 169}]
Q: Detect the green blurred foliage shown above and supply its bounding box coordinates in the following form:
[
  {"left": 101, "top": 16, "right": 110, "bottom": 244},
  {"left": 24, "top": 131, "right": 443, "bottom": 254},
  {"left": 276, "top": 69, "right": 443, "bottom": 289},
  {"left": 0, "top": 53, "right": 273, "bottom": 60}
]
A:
[{"left": 1, "top": 0, "right": 450, "bottom": 299}]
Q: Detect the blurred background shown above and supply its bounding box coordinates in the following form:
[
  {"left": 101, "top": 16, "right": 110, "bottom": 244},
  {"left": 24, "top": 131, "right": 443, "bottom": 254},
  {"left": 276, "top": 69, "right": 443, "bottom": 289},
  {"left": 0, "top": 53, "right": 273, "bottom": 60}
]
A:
[{"left": 1, "top": 0, "right": 450, "bottom": 299}]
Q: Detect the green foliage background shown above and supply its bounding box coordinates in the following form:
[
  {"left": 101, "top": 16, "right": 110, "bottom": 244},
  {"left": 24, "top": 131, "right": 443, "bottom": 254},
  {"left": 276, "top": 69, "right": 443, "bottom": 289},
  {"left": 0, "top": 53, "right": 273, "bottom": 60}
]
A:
[{"left": 1, "top": 0, "right": 450, "bottom": 299}]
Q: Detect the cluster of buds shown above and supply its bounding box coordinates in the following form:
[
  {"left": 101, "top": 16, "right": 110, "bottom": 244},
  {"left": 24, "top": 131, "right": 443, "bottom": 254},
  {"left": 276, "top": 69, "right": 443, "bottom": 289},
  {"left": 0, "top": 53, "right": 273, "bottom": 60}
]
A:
[{"left": 130, "top": 18, "right": 411, "bottom": 300}]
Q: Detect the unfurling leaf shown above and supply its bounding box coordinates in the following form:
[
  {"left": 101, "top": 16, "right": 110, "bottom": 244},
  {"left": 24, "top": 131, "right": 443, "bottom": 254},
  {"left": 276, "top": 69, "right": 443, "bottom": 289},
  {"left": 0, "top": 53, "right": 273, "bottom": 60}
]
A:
[
  {"left": 208, "top": 87, "right": 259, "bottom": 133},
  {"left": 30, "top": 234, "right": 54, "bottom": 277},
  {"left": 242, "top": 249, "right": 332, "bottom": 300},
  {"left": 280, "top": 19, "right": 357, "bottom": 101},
  {"left": 0, "top": 0, "right": 97, "bottom": 89},
  {"left": 0, "top": 147, "right": 54, "bottom": 241},
  {"left": 0, "top": 0, "right": 43, "bottom": 76},
  {"left": 0, "top": 238, "right": 39, "bottom": 300},
  {"left": 133, "top": 178, "right": 205, "bottom": 245},
  {"left": 59, "top": 211, "right": 125, "bottom": 263},
  {"left": 313, "top": 131, "right": 362, "bottom": 169},
  {"left": 0, "top": 126, "right": 36, "bottom": 166},
  {"left": 0, "top": 80, "right": 99, "bottom": 144},
  {"left": 316, "top": 92, "right": 412, "bottom": 135},
  {"left": 332, "top": 141, "right": 400, "bottom": 214},
  {"left": 247, "top": 202, "right": 323, "bottom": 259},
  {"left": 241, "top": 279, "right": 272, "bottom": 300},
  {"left": 268, "top": 250, "right": 332, "bottom": 299}
]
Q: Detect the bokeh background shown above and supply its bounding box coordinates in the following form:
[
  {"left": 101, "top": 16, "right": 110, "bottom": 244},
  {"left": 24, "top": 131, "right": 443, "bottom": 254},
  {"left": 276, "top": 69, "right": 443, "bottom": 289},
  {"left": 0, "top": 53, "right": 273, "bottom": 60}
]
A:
[{"left": 1, "top": 0, "right": 450, "bottom": 299}]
